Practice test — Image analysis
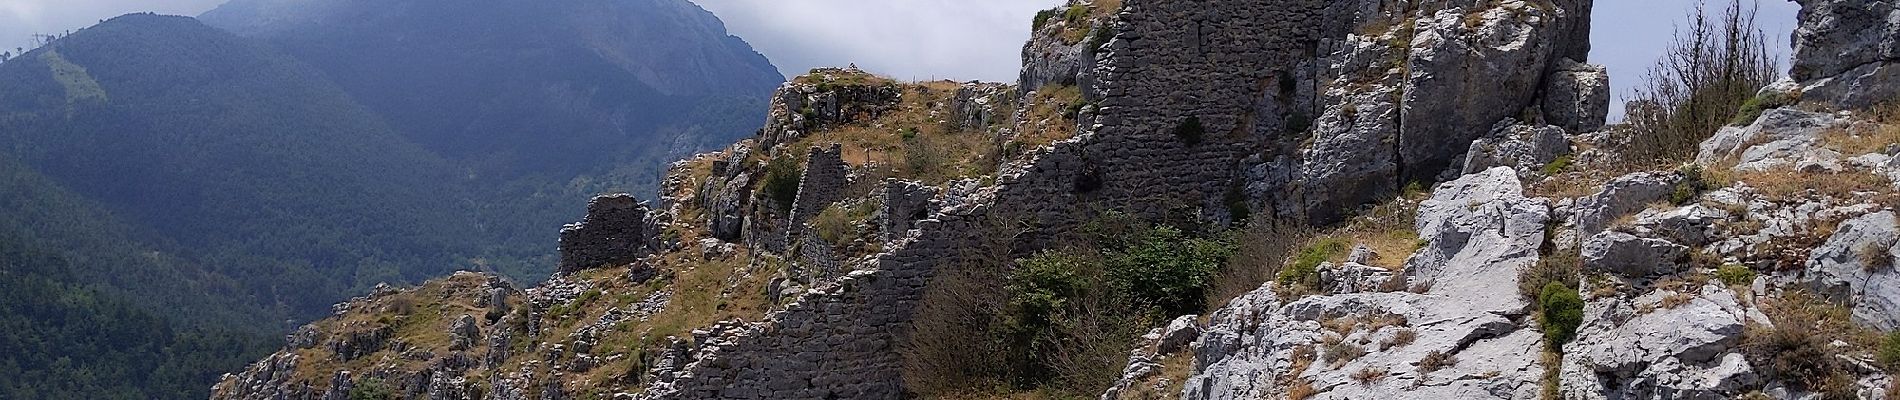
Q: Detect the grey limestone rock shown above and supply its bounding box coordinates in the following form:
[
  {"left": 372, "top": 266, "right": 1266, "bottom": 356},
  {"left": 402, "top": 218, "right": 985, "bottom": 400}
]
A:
[
  {"left": 448, "top": 314, "right": 480, "bottom": 351},
  {"left": 1791, "top": 0, "right": 1900, "bottom": 109},
  {"left": 1806, "top": 211, "right": 1900, "bottom": 330},
  {"left": 1581, "top": 231, "right": 1690, "bottom": 277},
  {"left": 1543, "top": 59, "right": 1611, "bottom": 134},
  {"left": 1560, "top": 283, "right": 1762, "bottom": 400},
  {"left": 1461, "top": 121, "right": 1573, "bottom": 177},
  {"left": 1184, "top": 168, "right": 1549, "bottom": 400},
  {"left": 1572, "top": 171, "right": 1681, "bottom": 236},
  {"left": 1630, "top": 204, "right": 1732, "bottom": 247},
  {"left": 1695, "top": 108, "right": 1847, "bottom": 172}
]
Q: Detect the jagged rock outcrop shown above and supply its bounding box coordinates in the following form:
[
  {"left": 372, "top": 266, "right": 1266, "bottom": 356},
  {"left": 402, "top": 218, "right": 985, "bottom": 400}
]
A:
[
  {"left": 1791, "top": 0, "right": 1900, "bottom": 108},
  {"left": 1572, "top": 171, "right": 1682, "bottom": 236},
  {"left": 1697, "top": 108, "right": 1849, "bottom": 172},
  {"left": 1007, "top": 0, "right": 1605, "bottom": 227},
  {"left": 758, "top": 67, "right": 902, "bottom": 150},
  {"left": 212, "top": 272, "right": 520, "bottom": 400},
  {"left": 1544, "top": 59, "right": 1612, "bottom": 134},
  {"left": 1560, "top": 283, "right": 1764, "bottom": 399},
  {"left": 559, "top": 194, "right": 661, "bottom": 273},
  {"left": 1184, "top": 167, "right": 1551, "bottom": 400}
]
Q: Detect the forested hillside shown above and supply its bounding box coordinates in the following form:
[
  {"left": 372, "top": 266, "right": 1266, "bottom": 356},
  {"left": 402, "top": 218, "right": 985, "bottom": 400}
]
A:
[{"left": 0, "top": 2, "right": 782, "bottom": 397}]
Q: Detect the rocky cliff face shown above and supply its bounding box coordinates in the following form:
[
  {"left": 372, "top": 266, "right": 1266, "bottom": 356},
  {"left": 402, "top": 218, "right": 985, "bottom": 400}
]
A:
[{"left": 214, "top": 0, "right": 1900, "bottom": 399}]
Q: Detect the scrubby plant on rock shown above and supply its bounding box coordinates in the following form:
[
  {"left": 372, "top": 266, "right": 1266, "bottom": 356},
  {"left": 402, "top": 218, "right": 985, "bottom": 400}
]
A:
[{"left": 1539, "top": 282, "right": 1584, "bottom": 350}]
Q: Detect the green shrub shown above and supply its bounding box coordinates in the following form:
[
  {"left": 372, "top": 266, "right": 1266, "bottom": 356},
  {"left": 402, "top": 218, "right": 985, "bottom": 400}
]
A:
[
  {"left": 1064, "top": 4, "right": 1089, "bottom": 23},
  {"left": 349, "top": 378, "right": 394, "bottom": 400},
  {"left": 1032, "top": 9, "right": 1059, "bottom": 31},
  {"left": 1540, "top": 154, "right": 1574, "bottom": 176},
  {"left": 1277, "top": 238, "right": 1347, "bottom": 291},
  {"left": 1007, "top": 251, "right": 1092, "bottom": 335},
  {"left": 1716, "top": 264, "right": 1757, "bottom": 286},
  {"left": 1539, "top": 282, "right": 1584, "bottom": 350},
  {"left": 1669, "top": 164, "right": 1710, "bottom": 205},
  {"left": 1880, "top": 331, "right": 1900, "bottom": 371},
  {"left": 760, "top": 154, "right": 803, "bottom": 212},
  {"left": 1730, "top": 91, "right": 1796, "bottom": 127},
  {"left": 1225, "top": 184, "right": 1251, "bottom": 223},
  {"left": 1174, "top": 116, "right": 1205, "bottom": 145},
  {"left": 1106, "top": 226, "right": 1234, "bottom": 316},
  {"left": 1519, "top": 251, "right": 1580, "bottom": 303}
]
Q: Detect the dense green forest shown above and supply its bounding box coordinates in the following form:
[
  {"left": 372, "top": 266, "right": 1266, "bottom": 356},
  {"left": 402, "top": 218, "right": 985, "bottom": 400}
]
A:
[{"left": 0, "top": 6, "right": 778, "bottom": 398}]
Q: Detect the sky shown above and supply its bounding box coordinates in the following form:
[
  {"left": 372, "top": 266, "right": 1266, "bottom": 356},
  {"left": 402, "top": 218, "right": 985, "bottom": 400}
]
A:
[{"left": 1, "top": 0, "right": 1801, "bottom": 120}]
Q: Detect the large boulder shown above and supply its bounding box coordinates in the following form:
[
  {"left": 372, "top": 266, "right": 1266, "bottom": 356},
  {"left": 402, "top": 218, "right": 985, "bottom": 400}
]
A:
[
  {"left": 1629, "top": 204, "right": 1731, "bottom": 247},
  {"left": 1806, "top": 211, "right": 1900, "bottom": 330},
  {"left": 1461, "top": 122, "right": 1573, "bottom": 177},
  {"left": 1184, "top": 167, "right": 1550, "bottom": 400},
  {"left": 1560, "top": 283, "right": 1761, "bottom": 400},
  {"left": 1572, "top": 172, "right": 1681, "bottom": 236},
  {"left": 1581, "top": 231, "right": 1690, "bottom": 278},
  {"left": 1543, "top": 59, "right": 1611, "bottom": 134},
  {"left": 1790, "top": 0, "right": 1900, "bottom": 109},
  {"left": 1695, "top": 108, "right": 1846, "bottom": 172}
]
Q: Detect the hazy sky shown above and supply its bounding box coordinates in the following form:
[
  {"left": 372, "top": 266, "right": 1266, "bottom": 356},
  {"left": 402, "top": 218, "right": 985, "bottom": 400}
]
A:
[{"left": 1, "top": 0, "right": 1801, "bottom": 120}]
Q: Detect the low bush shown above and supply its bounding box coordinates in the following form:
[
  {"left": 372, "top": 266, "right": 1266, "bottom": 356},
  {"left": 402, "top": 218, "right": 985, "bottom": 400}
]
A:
[
  {"left": 1670, "top": 164, "right": 1711, "bottom": 205},
  {"left": 760, "top": 154, "right": 803, "bottom": 212},
  {"left": 1277, "top": 238, "right": 1348, "bottom": 292},
  {"left": 1520, "top": 250, "right": 1581, "bottom": 304},
  {"left": 1540, "top": 154, "right": 1574, "bottom": 176},
  {"left": 1879, "top": 331, "right": 1900, "bottom": 371},
  {"left": 1716, "top": 264, "right": 1756, "bottom": 286},
  {"left": 1539, "top": 282, "right": 1584, "bottom": 350},
  {"left": 1106, "top": 226, "right": 1233, "bottom": 316},
  {"left": 1730, "top": 91, "right": 1796, "bottom": 127},
  {"left": 1418, "top": 350, "right": 1458, "bottom": 374}
]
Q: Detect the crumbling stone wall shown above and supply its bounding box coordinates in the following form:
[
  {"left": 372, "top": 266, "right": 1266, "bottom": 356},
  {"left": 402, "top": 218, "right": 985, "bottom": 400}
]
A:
[
  {"left": 644, "top": 190, "right": 995, "bottom": 399},
  {"left": 788, "top": 144, "right": 848, "bottom": 226},
  {"left": 557, "top": 194, "right": 658, "bottom": 273},
  {"left": 637, "top": 0, "right": 1606, "bottom": 397}
]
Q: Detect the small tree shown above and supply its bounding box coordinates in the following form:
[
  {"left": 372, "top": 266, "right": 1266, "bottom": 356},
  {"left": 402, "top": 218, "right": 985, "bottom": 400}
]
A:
[{"left": 1622, "top": 0, "right": 1779, "bottom": 165}]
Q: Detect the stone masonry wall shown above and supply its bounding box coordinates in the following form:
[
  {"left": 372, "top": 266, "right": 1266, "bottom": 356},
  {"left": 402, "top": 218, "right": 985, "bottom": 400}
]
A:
[
  {"left": 557, "top": 194, "right": 657, "bottom": 273},
  {"left": 637, "top": 0, "right": 1603, "bottom": 397}
]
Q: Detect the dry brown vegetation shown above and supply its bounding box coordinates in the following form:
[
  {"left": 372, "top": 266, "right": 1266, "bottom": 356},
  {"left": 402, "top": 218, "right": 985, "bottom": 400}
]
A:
[
  {"left": 785, "top": 80, "right": 1011, "bottom": 187},
  {"left": 1733, "top": 168, "right": 1895, "bottom": 204},
  {"left": 1743, "top": 291, "right": 1887, "bottom": 397},
  {"left": 1008, "top": 84, "right": 1085, "bottom": 157},
  {"left": 1620, "top": 0, "right": 1779, "bottom": 164}
]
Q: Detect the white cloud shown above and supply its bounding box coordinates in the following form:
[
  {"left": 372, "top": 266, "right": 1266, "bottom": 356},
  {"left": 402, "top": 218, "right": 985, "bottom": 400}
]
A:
[
  {"left": 0, "top": 0, "right": 1808, "bottom": 125},
  {"left": 0, "top": 0, "right": 224, "bottom": 55},
  {"left": 692, "top": 0, "right": 1064, "bottom": 82}
]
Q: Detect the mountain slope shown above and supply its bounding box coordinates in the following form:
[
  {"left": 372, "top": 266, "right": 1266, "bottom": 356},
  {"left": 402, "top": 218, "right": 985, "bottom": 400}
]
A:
[
  {"left": 0, "top": 13, "right": 479, "bottom": 320},
  {"left": 199, "top": 0, "right": 784, "bottom": 181},
  {"left": 0, "top": 152, "right": 276, "bottom": 399}
]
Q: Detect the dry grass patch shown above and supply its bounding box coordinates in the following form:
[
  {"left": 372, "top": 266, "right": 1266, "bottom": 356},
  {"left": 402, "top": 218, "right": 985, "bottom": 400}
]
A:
[
  {"left": 1744, "top": 291, "right": 1886, "bottom": 397},
  {"left": 1418, "top": 350, "right": 1458, "bottom": 374},
  {"left": 1380, "top": 328, "right": 1417, "bottom": 351},
  {"left": 1736, "top": 167, "right": 1894, "bottom": 203},
  {"left": 1008, "top": 84, "right": 1084, "bottom": 156},
  {"left": 789, "top": 82, "right": 1007, "bottom": 185},
  {"left": 1351, "top": 366, "right": 1389, "bottom": 386}
]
